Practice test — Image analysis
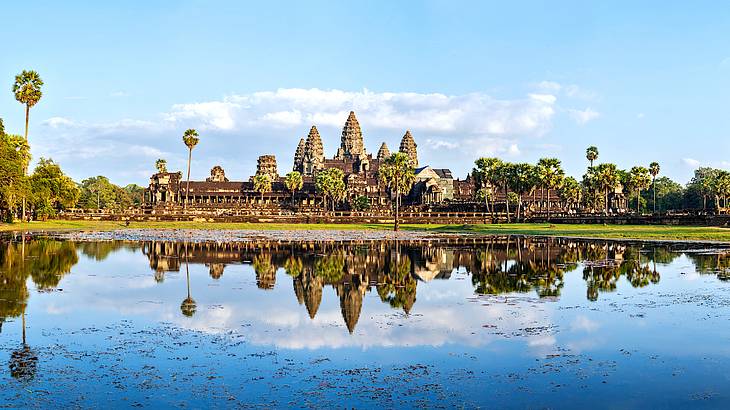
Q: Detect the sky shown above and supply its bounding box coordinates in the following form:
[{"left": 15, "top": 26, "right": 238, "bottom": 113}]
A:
[{"left": 1, "top": 1, "right": 729, "bottom": 186}]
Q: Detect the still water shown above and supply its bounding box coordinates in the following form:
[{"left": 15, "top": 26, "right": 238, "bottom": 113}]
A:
[{"left": 2, "top": 235, "right": 730, "bottom": 408}]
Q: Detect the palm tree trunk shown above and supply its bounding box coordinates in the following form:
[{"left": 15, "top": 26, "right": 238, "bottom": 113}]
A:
[
  {"left": 394, "top": 185, "right": 400, "bottom": 231},
  {"left": 637, "top": 189, "right": 640, "bottom": 213},
  {"left": 605, "top": 188, "right": 609, "bottom": 215},
  {"left": 653, "top": 178, "right": 657, "bottom": 213},
  {"left": 504, "top": 186, "right": 510, "bottom": 223},
  {"left": 546, "top": 186, "right": 551, "bottom": 221},
  {"left": 185, "top": 148, "right": 192, "bottom": 211},
  {"left": 22, "top": 311, "right": 26, "bottom": 345}
]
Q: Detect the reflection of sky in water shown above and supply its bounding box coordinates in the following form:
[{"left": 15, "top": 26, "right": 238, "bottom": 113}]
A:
[{"left": 2, "top": 238, "right": 730, "bottom": 407}]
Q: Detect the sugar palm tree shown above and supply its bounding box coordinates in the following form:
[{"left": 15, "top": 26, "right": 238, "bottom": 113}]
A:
[
  {"left": 155, "top": 158, "right": 168, "bottom": 174},
  {"left": 378, "top": 153, "right": 415, "bottom": 231},
  {"left": 558, "top": 176, "right": 581, "bottom": 211},
  {"left": 253, "top": 174, "right": 272, "bottom": 203},
  {"left": 13, "top": 70, "right": 44, "bottom": 221},
  {"left": 649, "top": 162, "right": 660, "bottom": 213},
  {"left": 595, "top": 163, "right": 619, "bottom": 215},
  {"left": 284, "top": 171, "right": 303, "bottom": 207},
  {"left": 472, "top": 157, "right": 502, "bottom": 216},
  {"left": 629, "top": 166, "right": 652, "bottom": 214},
  {"left": 586, "top": 146, "right": 599, "bottom": 168},
  {"left": 507, "top": 163, "right": 537, "bottom": 221},
  {"left": 182, "top": 129, "right": 200, "bottom": 210},
  {"left": 536, "top": 158, "right": 564, "bottom": 220},
  {"left": 495, "top": 162, "right": 513, "bottom": 222}
]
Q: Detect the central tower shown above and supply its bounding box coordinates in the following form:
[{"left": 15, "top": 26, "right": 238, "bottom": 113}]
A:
[{"left": 335, "top": 111, "right": 366, "bottom": 160}]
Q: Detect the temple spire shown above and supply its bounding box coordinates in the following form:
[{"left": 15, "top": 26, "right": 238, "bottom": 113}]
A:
[
  {"left": 377, "top": 142, "right": 390, "bottom": 161},
  {"left": 293, "top": 138, "right": 306, "bottom": 172},
  {"left": 399, "top": 130, "right": 418, "bottom": 167},
  {"left": 336, "top": 111, "right": 365, "bottom": 160},
  {"left": 302, "top": 126, "right": 324, "bottom": 175}
]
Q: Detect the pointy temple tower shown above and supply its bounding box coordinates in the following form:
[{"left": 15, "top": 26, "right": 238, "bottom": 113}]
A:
[
  {"left": 300, "top": 126, "right": 324, "bottom": 176},
  {"left": 399, "top": 130, "right": 418, "bottom": 167},
  {"left": 293, "top": 138, "right": 306, "bottom": 172},
  {"left": 376, "top": 142, "right": 390, "bottom": 161},
  {"left": 335, "top": 111, "right": 366, "bottom": 160}
]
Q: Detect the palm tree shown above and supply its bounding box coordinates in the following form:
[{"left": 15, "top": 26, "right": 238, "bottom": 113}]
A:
[
  {"left": 495, "top": 162, "right": 513, "bottom": 223},
  {"left": 155, "top": 158, "right": 168, "bottom": 174},
  {"left": 595, "top": 163, "right": 619, "bottom": 215},
  {"left": 507, "top": 163, "right": 537, "bottom": 222},
  {"left": 13, "top": 70, "right": 44, "bottom": 221},
  {"left": 586, "top": 146, "right": 599, "bottom": 168},
  {"left": 558, "top": 176, "right": 581, "bottom": 212},
  {"left": 378, "top": 153, "right": 415, "bottom": 231},
  {"left": 180, "top": 243, "right": 196, "bottom": 317},
  {"left": 253, "top": 174, "right": 272, "bottom": 203},
  {"left": 629, "top": 166, "right": 651, "bottom": 214},
  {"left": 182, "top": 129, "right": 200, "bottom": 211},
  {"left": 536, "top": 158, "right": 564, "bottom": 220},
  {"left": 649, "top": 162, "right": 660, "bottom": 213},
  {"left": 472, "top": 157, "right": 502, "bottom": 216},
  {"left": 284, "top": 171, "right": 303, "bottom": 208}
]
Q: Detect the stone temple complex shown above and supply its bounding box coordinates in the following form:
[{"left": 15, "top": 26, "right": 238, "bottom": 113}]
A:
[
  {"left": 144, "top": 110, "right": 628, "bottom": 215},
  {"left": 146, "top": 111, "right": 471, "bottom": 211}
]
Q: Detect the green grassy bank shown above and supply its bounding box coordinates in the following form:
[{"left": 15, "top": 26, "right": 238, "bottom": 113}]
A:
[{"left": 1, "top": 220, "right": 730, "bottom": 242}]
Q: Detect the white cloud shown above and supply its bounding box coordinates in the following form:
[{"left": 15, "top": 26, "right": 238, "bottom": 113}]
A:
[
  {"left": 570, "top": 315, "right": 599, "bottom": 333},
  {"left": 567, "top": 108, "right": 600, "bottom": 125},
  {"left": 43, "top": 117, "right": 76, "bottom": 128},
  {"left": 682, "top": 158, "right": 701, "bottom": 168}
]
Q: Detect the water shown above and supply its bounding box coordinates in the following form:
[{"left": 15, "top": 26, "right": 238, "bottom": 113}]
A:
[{"left": 2, "top": 235, "right": 730, "bottom": 408}]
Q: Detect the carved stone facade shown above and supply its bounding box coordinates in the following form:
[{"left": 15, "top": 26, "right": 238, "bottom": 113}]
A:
[
  {"left": 256, "top": 155, "right": 279, "bottom": 180},
  {"left": 206, "top": 166, "right": 229, "bottom": 182},
  {"left": 376, "top": 142, "right": 390, "bottom": 161},
  {"left": 299, "top": 126, "right": 324, "bottom": 176},
  {"left": 334, "top": 111, "right": 366, "bottom": 161}
]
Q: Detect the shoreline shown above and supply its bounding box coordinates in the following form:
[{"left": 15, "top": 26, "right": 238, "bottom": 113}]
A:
[{"left": 2, "top": 220, "right": 730, "bottom": 244}]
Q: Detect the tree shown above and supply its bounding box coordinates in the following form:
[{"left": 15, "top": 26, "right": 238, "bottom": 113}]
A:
[
  {"left": 155, "top": 159, "right": 168, "bottom": 173},
  {"left": 472, "top": 157, "right": 502, "bottom": 214},
  {"left": 352, "top": 195, "right": 370, "bottom": 211},
  {"left": 284, "top": 171, "right": 303, "bottom": 207},
  {"left": 586, "top": 146, "right": 599, "bottom": 168},
  {"left": 642, "top": 177, "right": 684, "bottom": 212},
  {"left": 29, "top": 158, "right": 80, "bottom": 219},
  {"left": 13, "top": 70, "right": 44, "bottom": 221},
  {"left": 494, "top": 162, "right": 513, "bottom": 222},
  {"left": 649, "top": 162, "right": 660, "bottom": 213},
  {"left": 507, "top": 163, "right": 536, "bottom": 221},
  {"left": 536, "top": 158, "right": 564, "bottom": 220},
  {"left": 558, "top": 176, "right": 581, "bottom": 212},
  {"left": 687, "top": 167, "right": 719, "bottom": 210},
  {"left": 594, "top": 163, "right": 619, "bottom": 215},
  {"left": 315, "top": 168, "right": 346, "bottom": 213},
  {"left": 0, "top": 118, "right": 4, "bottom": 136},
  {"left": 180, "top": 243, "right": 196, "bottom": 317},
  {"left": 13, "top": 70, "right": 43, "bottom": 141},
  {"left": 182, "top": 129, "right": 200, "bottom": 211},
  {"left": 378, "top": 153, "right": 415, "bottom": 231},
  {"left": 253, "top": 174, "right": 272, "bottom": 203},
  {"left": 628, "top": 166, "right": 651, "bottom": 213},
  {"left": 0, "top": 134, "right": 30, "bottom": 221},
  {"left": 713, "top": 171, "right": 730, "bottom": 209},
  {"left": 78, "top": 176, "right": 138, "bottom": 210}
]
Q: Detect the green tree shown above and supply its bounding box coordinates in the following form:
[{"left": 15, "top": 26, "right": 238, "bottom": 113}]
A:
[
  {"left": 0, "top": 118, "right": 4, "bottom": 136},
  {"left": 649, "top": 162, "right": 660, "bottom": 212},
  {"left": 472, "top": 157, "right": 502, "bottom": 214},
  {"left": 378, "top": 153, "right": 415, "bottom": 231},
  {"left": 686, "top": 167, "right": 719, "bottom": 210},
  {"left": 253, "top": 174, "right": 272, "bottom": 203},
  {"left": 507, "top": 163, "right": 537, "bottom": 221},
  {"left": 558, "top": 176, "right": 581, "bottom": 211},
  {"left": 182, "top": 129, "right": 200, "bottom": 211},
  {"left": 78, "top": 176, "right": 136, "bottom": 210},
  {"left": 628, "top": 166, "right": 651, "bottom": 213},
  {"left": 352, "top": 195, "right": 370, "bottom": 211},
  {"left": 494, "top": 162, "right": 513, "bottom": 222},
  {"left": 586, "top": 146, "right": 599, "bottom": 168},
  {"left": 0, "top": 134, "right": 30, "bottom": 221},
  {"left": 29, "top": 158, "right": 80, "bottom": 219},
  {"left": 284, "top": 171, "right": 303, "bottom": 207},
  {"left": 155, "top": 158, "right": 168, "bottom": 173},
  {"left": 594, "top": 163, "right": 619, "bottom": 215},
  {"left": 13, "top": 70, "right": 44, "bottom": 221},
  {"left": 536, "top": 158, "right": 564, "bottom": 219},
  {"left": 315, "top": 168, "right": 346, "bottom": 213},
  {"left": 713, "top": 171, "right": 730, "bottom": 209}
]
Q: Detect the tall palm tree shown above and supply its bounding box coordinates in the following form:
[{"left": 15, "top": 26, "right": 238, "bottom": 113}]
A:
[
  {"left": 13, "top": 70, "right": 43, "bottom": 141},
  {"left": 595, "top": 163, "right": 619, "bottom": 215},
  {"left": 378, "top": 153, "right": 415, "bottom": 231},
  {"left": 155, "top": 158, "right": 168, "bottom": 174},
  {"left": 182, "top": 129, "right": 200, "bottom": 211},
  {"left": 586, "top": 146, "right": 599, "bottom": 168},
  {"left": 284, "top": 171, "right": 303, "bottom": 207},
  {"left": 507, "top": 163, "right": 537, "bottom": 222},
  {"left": 649, "top": 162, "right": 660, "bottom": 213},
  {"left": 629, "top": 166, "right": 651, "bottom": 214},
  {"left": 495, "top": 162, "right": 513, "bottom": 223},
  {"left": 472, "top": 157, "right": 502, "bottom": 216},
  {"left": 13, "top": 70, "right": 44, "bottom": 221},
  {"left": 536, "top": 158, "right": 564, "bottom": 220}
]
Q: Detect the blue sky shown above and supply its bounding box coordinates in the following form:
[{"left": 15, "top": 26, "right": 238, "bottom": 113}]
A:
[{"left": 1, "top": 1, "right": 729, "bottom": 185}]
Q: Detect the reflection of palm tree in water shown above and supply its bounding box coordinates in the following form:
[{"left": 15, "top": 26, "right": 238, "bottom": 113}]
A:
[
  {"left": 180, "top": 243, "right": 196, "bottom": 317},
  {"left": 9, "top": 310, "right": 38, "bottom": 383}
]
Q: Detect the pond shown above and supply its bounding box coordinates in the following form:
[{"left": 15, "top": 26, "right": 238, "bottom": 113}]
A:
[{"left": 2, "top": 234, "right": 730, "bottom": 408}]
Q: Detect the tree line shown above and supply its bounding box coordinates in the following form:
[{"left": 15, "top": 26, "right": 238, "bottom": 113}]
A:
[{"left": 0, "top": 71, "right": 144, "bottom": 222}]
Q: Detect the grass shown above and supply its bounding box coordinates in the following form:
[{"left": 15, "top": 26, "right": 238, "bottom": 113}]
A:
[{"left": 2, "top": 220, "right": 730, "bottom": 242}]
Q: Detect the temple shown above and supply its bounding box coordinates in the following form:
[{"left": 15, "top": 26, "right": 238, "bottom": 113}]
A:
[{"left": 145, "top": 110, "right": 629, "bottom": 215}]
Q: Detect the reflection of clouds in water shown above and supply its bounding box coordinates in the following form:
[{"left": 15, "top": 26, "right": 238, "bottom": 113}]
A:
[{"left": 570, "top": 315, "right": 600, "bottom": 333}]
